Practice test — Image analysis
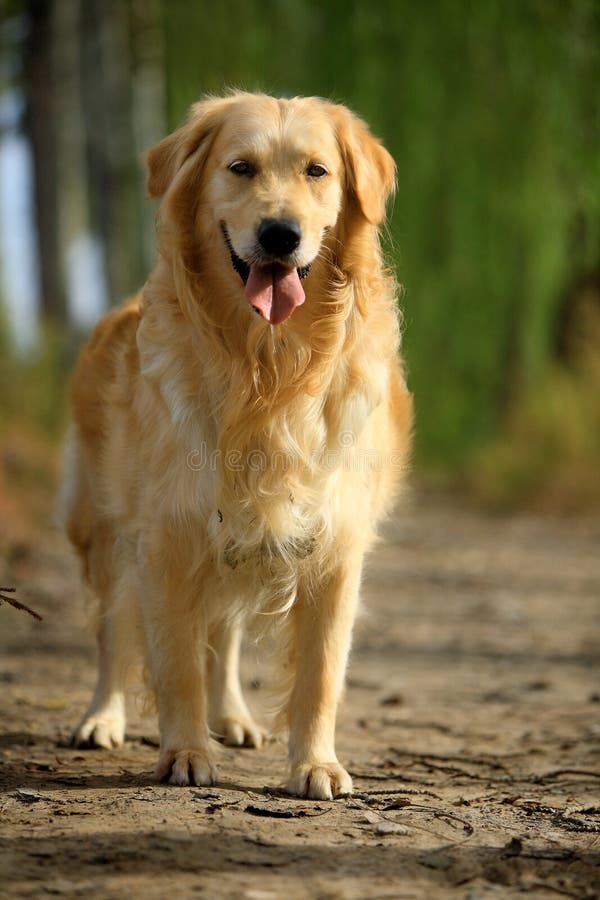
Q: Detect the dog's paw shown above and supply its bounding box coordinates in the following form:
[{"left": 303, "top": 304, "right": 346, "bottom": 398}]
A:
[
  {"left": 285, "top": 762, "right": 353, "bottom": 800},
  {"left": 71, "top": 711, "right": 125, "bottom": 749},
  {"left": 211, "top": 715, "right": 266, "bottom": 749},
  {"left": 156, "top": 749, "right": 218, "bottom": 786}
]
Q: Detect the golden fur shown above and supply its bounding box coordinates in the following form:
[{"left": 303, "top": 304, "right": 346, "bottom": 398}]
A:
[{"left": 64, "top": 92, "right": 412, "bottom": 799}]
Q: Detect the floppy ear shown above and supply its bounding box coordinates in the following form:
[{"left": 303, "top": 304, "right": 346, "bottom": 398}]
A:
[
  {"left": 333, "top": 105, "right": 396, "bottom": 225},
  {"left": 145, "top": 97, "right": 233, "bottom": 198}
]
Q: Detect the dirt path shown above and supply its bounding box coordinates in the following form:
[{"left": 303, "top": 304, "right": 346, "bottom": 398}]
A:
[{"left": 1, "top": 492, "right": 599, "bottom": 899}]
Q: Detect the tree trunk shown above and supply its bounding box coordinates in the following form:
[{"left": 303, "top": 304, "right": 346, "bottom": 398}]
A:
[{"left": 23, "top": 0, "right": 66, "bottom": 325}]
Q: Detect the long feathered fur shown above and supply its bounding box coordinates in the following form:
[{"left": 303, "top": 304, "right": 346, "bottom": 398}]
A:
[{"left": 63, "top": 92, "right": 412, "bottom": 796}]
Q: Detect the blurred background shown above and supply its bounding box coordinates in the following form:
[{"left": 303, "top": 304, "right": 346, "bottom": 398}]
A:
[{"left": 1, "top": 0, "right": 599, "bottom": 535}]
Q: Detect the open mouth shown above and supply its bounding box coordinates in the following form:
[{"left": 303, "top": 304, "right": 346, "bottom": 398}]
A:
[{"left": 221, "top": 223, "right": 311, "bottom": 325}]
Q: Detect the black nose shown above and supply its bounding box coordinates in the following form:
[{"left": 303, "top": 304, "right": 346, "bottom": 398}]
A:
[{"left": 257, "top": 218, "right": 301, "bottom": 257}]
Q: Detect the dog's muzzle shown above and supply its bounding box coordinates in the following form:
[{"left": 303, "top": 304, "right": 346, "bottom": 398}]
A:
[
  {"left": 220, "top": 223, "right": 311, "bottom": 285},
  {"left": 220, "top": 223, "right": 312, "bottom": 325}
]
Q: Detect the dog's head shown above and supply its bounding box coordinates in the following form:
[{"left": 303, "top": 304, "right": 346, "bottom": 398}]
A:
[{"left": 146, "top": 93, "right": 395, "bottom": 325}]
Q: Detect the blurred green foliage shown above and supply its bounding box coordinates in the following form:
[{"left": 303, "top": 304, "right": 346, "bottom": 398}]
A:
[
  {"left": 471, "top": 282, "right": 600, "bottom": 510},
  {"left": 1, "top": 0, "right": 599, "bottom": 508},
  {"left": 162, "top": 0, "right": 600, "bottom": 468},
  {"left": 472, "top": 359, "right": 600, "bottom": 511}
]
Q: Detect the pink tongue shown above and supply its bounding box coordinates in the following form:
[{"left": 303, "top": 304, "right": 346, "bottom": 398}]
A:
[{"left": 244, "top": 264, "right": 305, "bottom": 325}]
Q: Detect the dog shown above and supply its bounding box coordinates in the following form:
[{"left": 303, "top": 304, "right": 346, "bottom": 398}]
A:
[{"left": 63, "top": 92, "right": 412, "bottom": 800}]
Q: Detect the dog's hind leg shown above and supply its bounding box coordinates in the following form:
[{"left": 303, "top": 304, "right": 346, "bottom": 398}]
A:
[
  {"left": 207, "top": 617, "right": 265, "bottom": 748},
  {"left": 71, "top": 604, "right": 130, "bottom": 749},
  {"left": 71, "top": 533, "right": 139, "bottom": 750}
]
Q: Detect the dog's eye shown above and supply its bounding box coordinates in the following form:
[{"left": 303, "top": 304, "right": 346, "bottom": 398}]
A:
[
  {"left": 306, "top": 163, "right": 328, "bottom": 178},
  {"left": 229, "top": 160, "right": 254, "bottom": 177}
]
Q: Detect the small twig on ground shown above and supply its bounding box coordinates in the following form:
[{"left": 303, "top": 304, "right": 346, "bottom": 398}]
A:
[
  {"left": 0, "top": 588, "right": 43, "bottom": 622},
  {"left": 245, "top": 803, "right": 329, "bottom": 819},
  {"left": 355, "top": 787, "right": 442, "bottom": 800},
  {"left": 407, "top": 804, "right": 474, "bottom": 836},
  {"left": 408, "top": 760, "right": 505, "bottom": 781},
  {"left": 348, "top": 795, "right": 475, "bottom": 848},
  {"left": 351, "top": 770, "right": 436, "bottom": 785},
  {"left": 390, "top": 748, "right": 510, "bottom": 772},
  {"left": 528, "top": 880, "right": 582, "bottom": 899},
  {"left": 533, "top": 768, "right": 600, "bottom": 783}
]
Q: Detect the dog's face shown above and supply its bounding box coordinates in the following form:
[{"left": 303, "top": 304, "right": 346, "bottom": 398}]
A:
[
  {"left": 146, "top": 93, "right": 395, "bottom": 325},
  {"left": 205, "top": 97, "right": 345, "bottom": 324}
]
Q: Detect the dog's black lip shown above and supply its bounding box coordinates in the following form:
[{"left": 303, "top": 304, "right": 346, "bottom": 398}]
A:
[
  {"left": 220, "top": 222, "right": 311, "bottom": 284},
  {"left": 220, "top": 223, "right": 250, "bottom": 283}
]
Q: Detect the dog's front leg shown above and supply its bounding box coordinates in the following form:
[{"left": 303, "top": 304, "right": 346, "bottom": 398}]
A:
[
  {"left": 138, "top": 543, "right": 217, "bottom": 786},
  {"left": 285, "top": 558, "right": 361, "bottom": 800}
]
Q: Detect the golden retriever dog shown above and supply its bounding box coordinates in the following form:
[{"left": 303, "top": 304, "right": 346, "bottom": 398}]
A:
[{"left": 63, "top": 92, "right": 412, "bottom": 800}]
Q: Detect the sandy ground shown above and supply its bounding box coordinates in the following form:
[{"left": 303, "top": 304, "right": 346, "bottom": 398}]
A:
[{"left": 1, "top": 492, "right": 599, "bottom": 899}]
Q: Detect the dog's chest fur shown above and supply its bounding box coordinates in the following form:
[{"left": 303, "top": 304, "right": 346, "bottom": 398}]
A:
[{"left": 137, "top": 317, "right": 337, "bottom": 575}]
